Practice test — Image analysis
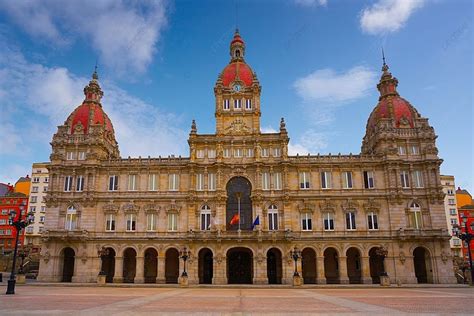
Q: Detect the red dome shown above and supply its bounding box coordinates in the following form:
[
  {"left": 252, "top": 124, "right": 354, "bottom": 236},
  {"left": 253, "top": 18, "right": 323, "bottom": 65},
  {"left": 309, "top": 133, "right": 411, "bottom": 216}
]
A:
[
  {"left": 221, "top": 62, "right": 254, "bottom": 87},
  {"left": 69, "top": 102, "right": 114, "bottom": 134},
  {"left": 368, "top": 95, "right": 416, "bottom": 128}
]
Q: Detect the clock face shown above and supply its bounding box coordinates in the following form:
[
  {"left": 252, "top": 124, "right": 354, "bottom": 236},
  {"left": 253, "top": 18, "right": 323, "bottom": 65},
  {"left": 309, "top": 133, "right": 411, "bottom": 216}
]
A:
[{"left": 233, "top": 84, "right": 241, "bottom": 92}]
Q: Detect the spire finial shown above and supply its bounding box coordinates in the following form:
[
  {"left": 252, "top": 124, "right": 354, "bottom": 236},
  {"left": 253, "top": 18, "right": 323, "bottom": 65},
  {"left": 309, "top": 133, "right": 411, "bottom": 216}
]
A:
[
  {"left": 381, "top": 47, "right": 389, "bottom": 73},
  {"left": 92, "top": 59, "right": 99, "bottom": 80}
]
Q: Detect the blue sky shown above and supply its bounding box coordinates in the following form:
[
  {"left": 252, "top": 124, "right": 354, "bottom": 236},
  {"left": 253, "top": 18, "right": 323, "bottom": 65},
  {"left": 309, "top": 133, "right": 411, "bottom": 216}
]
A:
[{"left": 0, "top": 0, "right": 472, "bottom": 192}]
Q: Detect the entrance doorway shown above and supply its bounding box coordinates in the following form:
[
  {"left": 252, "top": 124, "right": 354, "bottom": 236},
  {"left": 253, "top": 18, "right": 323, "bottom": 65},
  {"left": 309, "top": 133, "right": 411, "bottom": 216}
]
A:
[
  {"left": 61, "top": 247, "right": 75, "bottom": 282},
  {"left": 165, "top": 248, "right": 179, "bottom": 284},
  {"left": 226, "top": 177, "right": 252, "bottom": 230},
  {"left": 101, "top": 247, "right": 115, "bottom": 283},
  {"left": 123, "top": 248, "right": 136, "bottom": 283},
  {"left": 413, "top": 247, "right": 432, "bottom": 283},
  {"left": 144, "top": 248, "right": 158, "bottom": 284},
  {"left": 198, "top": 248, "right": 213, "bottom": 284},
  {"left": 302, "top": 248, "right": 316, "bottom": 284},
  {"left": 346, "top": 247, "right": 362, "bottom": 284},
  {"left": 369, "top": 247, "right": 385, "bottom": 284},
  {"left": 267, "top": 248, "right": 282, "bottom": 284},
  {"left": 227, "top": 247, "right": 253, "bottom": 284},
  {"left": 324, "top": 247, "right": 339, "bottom": 284}
]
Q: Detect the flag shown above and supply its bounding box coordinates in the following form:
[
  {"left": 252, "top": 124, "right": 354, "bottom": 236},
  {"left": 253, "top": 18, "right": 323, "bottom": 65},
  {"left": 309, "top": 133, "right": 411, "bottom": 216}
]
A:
[
  {"left": 251, "top": 215, "right": 260, "bottom": 229},
  {"left": 229, "top": 214, "right": 239, "bottom": 225}
]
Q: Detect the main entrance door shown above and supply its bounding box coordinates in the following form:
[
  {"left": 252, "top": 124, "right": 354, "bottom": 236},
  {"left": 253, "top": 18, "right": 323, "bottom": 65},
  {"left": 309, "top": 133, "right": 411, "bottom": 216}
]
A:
[
  {"left": 227, "top": 247, "right": 253, "bottom": 284},
  {"left": 226, "top": 177, "right": 252, "bottom": 230}
]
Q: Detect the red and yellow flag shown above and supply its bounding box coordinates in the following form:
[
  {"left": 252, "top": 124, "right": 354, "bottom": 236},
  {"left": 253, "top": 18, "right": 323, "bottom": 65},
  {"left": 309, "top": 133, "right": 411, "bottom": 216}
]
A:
[{"left": 229, "top": 214, "right": 239, "bottom": 225}]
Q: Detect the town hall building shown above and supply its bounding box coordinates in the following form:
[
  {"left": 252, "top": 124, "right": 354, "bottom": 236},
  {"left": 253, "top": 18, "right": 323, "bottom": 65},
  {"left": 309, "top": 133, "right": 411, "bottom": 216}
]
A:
[{"left": 38, "top": 30, "right": 456, "bottom": 285}]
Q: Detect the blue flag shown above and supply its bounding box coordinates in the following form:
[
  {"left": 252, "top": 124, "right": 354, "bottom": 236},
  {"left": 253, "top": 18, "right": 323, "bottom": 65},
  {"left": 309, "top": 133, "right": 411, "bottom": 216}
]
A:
[{"left": 251, "top": 215, "right": 260, "bottom": 229}]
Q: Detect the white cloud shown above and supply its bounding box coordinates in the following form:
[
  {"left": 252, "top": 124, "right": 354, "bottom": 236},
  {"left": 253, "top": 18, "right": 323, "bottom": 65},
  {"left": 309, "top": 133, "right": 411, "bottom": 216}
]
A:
[
  {"left": 293, "top": 66, "right": 377, "bottom": 104},
  {"left": 261, "top": 126, "right": 278, "bottom": 133},
  {"left": 288, "top": 130, "right": 329, "bottom": 155},
  {"left": 0, "top": 0, "right": 168, "bottom": 75},
  {"left": 295, "top": 0, "right": 328, "bottom": 7},
  {"left": 360, "top": 0, "right": 425, "bottom": 35}
]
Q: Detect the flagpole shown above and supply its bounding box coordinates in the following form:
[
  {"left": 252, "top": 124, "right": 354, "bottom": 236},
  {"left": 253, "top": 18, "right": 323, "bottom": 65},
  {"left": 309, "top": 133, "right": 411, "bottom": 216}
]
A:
[{"left": 236, "top": 192, "right": 241, "bottom": 232}]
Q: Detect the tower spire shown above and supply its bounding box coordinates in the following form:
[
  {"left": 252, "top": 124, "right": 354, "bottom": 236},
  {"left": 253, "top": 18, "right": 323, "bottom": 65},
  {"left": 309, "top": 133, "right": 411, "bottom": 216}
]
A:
[
  {"left": 381, "top": 47, "right": 388, "bottom": 73},
  {"left": 92, "top": 60, "right": 99, "bottom": 80}
]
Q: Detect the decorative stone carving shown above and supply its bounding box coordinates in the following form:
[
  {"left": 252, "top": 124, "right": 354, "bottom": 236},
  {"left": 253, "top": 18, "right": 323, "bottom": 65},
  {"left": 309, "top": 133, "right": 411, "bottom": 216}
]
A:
[
  {"left": 122, "top": 203, "right": 140, "bottom": 213},
  {"left": 103, "top": 203, "right": 119, "bottom": 213}
]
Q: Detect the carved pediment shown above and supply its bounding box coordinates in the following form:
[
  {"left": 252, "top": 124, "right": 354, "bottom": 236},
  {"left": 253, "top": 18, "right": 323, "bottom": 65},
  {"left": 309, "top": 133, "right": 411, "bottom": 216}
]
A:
[
  {"left": 144, "top": 204, "right": 161, "bottom": 214},
  {"left": 298, "top": 201, "right": 314, "bottom": 214},
  {"left": 122, "top": 203, "right": 140, "bottom": 213},
  {"left": 341, "top": 199, "right": 359, "bottom": 211},
  {"left": 103, "top": 203, "right": 119, "bottom": 213},
  {"left": 319, "top": 199, "right": 336, "bottom": 212},
  {"left": 363, "top": 198, "right": 381, "bottom": 212},
  {"left": 224, "top": 119, "right": 251, "bottom": 135},
  {"left": 166, "top": 201, "right": 182, "bottom": 214}
]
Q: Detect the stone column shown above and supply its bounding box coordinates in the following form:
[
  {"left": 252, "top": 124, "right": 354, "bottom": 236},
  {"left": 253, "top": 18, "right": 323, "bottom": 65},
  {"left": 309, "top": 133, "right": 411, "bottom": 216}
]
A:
[
  {"left": 339, "top": 256, "right": 349, "bottom": 284},
  {"left": 317, "top": 257, "right": 326, "bottom": 284},
  {"left": 156, "top": 254, "right": 166, "bottom": 284},
  {"left": 113, "top": 256, "right": 123, "bottom": 283},
  {"left": 361, "top": 256, "right": 372, "bottom": 284},
  {"left": 135, "top": 256, "right": 144, "bottom": 283},
  {"left": 254, "top": 255, "right": 267, "bottom": 284},
  {"left": 213, "top": 254, "right": 227, "bottom": 284}
]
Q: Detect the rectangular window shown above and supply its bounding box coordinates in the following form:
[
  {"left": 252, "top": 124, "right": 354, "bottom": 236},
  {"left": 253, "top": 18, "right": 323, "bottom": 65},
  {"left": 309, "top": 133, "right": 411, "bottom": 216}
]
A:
[
  {"left": 126, "top": 213, "right": 136, "bottom": 231},
  {"left": 64, "top": 176, "right": 73, "bottom": 192},
  {"left": 223, "top": 148, "right": 230, "bottom": 158},
  {"left": 30, "top": 196, "right": 37, "bottom": 203},
  {"left": 32, "top": 177, "right": 40, "bottom": 183},
  {"left": 268, "top": 211, "right": 278, "bottom": 231},
  {"left": 26, "top": 226, "right": 33, "bottom": 234},
  {"left": 234, "top": 148, "right": 243, "bottom": 157},
  {"left": 200, "top": 211, "right": 211, "bottom": 231},
  {"left": 196, "top": 174, "right": 204, "bottom": 191},
  {"left": 449, "top": 209, "right": 457, "bottom": 216},
  {"left": 43, "top": 186, "right": 48, "bottom": 192},
  {"left": 273, "top": 172, "right": 282, "bottom": 190},
  {"left": 450, "top": 218, "right": 458, "bottom": 225},
  {"left": 196, "top": 149, "right": 205, "bottom": 159},
  {"left": 363, "top": 171, "right": 375, "bottom": 189},
  {"left": 32, "top": 186, "right": 38, "bottom": 193},
  {"left": 368, "top": 212, "right": 379, "bottom": 230},
  {"left": 65, "top": 212, "right": 77, "bottom": 230},
  {"left": 66, "top": 151, "right": 75, "bottom": 160},
  {"left": 168, "top": 213, "right": 178, "bottom": 231},
  {"left": 108, "top": 175, "right": 119, "bottom": 191},
  {"left": 301, "top": 213, "right": 312, "bottom": 231},
  {"left": 105, "top": 214, "right": 116, "bottom": 231},
  {"left": 208, "top": 173, "right": 216, "bottom": 191},
  {"left": 39, "top": 216, "right": 45, "bottom": 223},
  {"left": 208, "top": 149, "right": 216, "bottom": 159},
  {"left": 148, "top": 174, "right": 158, "bottom": 191},
  {"left": 398, "top": 146, "right": 406, "bottom": 155},
  {"left": 41, "top": 206, "right": 46, "bottom": 212},
  {"left": 410, "top": 145, "right": 420, "bottom": 155},
  {"left": 321, "top": 171, "right": 332, "bottom": 189},
  {"left": 273, "top": 148, "right": 281, "bottom": 157},
  {"left": 262, "top": 172, "right": 270, "bottom": 190},
  {"left": 448, "top": 199, "right": 456, "bottom": 205},
  {"left": 147, "top": 213, "right": 157, "bottom": 231},
  {"left": 30, "top": 206, "right": 36, "bottom": 213},
  {"left": 234, "top": 99, "right": 241, "bottom": 109},
  {"left": 223, "top": 99, "right": 230, "bottom": 110},
  {"left": 128, "top": 174, "right": 137, "bottom": 191},
  {"left": 412, "top": 170, "right": 424, "bottom": 188},
  {"left": 346, "top": 212, "right": 356, "bottom": 230},
  {"left": 168, "top": 174, "right": 179, "bottom": 191},
  {"left": 78, "top": 151, "right": 86, "bottom": 160},
  {"left": 453, "top": 238, "right": 461, "bottom": 246},
  {"left": 400, "top": 171, "right": 410, "bottom": 188},
  {"left": 324, "top": 213, "right": 335, "bottom": 231},
  {"left": 342, "top": 171, "right": 353, "bottom": 189},
  {"left": 76, "top": 175, "right": 84, "bottom": 192},
  {"left": 246, "top": 148, "right": 254, "bottom": 157},
  {"left": 44, "top": 177, "right": 49, "bottom": 183},
  {"left": 299, "top": 172, "right": 310, "bottom": 189},
  {"left": 245, "top": 99, "right": 252, "bottom": 109},
  {"left": 411, "top": 211, "right": 422, "bottom": 229},
  {"left": 261, "top": 148, "right": 269, "bottom": 157}
]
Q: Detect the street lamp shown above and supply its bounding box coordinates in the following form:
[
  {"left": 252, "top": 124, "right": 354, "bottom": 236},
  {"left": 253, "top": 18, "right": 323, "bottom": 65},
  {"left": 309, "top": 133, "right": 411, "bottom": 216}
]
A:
[
  {"left": 453, "top": 214, "right": 474, "bottom": 285},
  {"left": 179, "top": 247, "right": 191, "bottom": 277},
  {"left": 6, "top": 201, "right": 34, "bottom": 295},
  {"left": 290, "top": 246, "right": 302, "bottom": 277}
]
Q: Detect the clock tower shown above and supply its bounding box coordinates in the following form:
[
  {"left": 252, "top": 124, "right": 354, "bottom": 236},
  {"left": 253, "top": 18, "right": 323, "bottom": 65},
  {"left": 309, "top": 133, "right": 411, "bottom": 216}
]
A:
[{"left": 214, "top": 29, "right": 261, "bottom": 135}]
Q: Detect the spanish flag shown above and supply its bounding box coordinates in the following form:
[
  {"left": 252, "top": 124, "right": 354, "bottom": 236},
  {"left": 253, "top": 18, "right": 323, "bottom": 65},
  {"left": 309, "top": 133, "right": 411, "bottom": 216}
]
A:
[{"left": 229, "top": 214, "right": 239, "bottom": 225}]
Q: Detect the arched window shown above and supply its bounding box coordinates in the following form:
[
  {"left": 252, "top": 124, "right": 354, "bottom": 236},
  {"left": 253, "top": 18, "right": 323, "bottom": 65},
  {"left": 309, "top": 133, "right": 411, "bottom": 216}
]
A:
[
  {"left": 268, "top": 205, "right": 278, "bottom": 231},
  {"left": 65, "top": 206, "right": 77, "bottom": 230},
  {"left": 200, "top": 205, "right": 211, "bottom": 231},
  {"left": 235, "top": 49, "right": 240, "bottom": 58},
  {"left": 409, "top": 202, "right": 422, "bottom": 229}
]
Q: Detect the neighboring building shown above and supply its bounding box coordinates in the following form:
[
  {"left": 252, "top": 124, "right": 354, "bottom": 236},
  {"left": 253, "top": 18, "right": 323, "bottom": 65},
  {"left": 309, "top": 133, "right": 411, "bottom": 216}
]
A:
[
  {"left": 25, "top": 163, "right": 50, "bottom": 251},
  {"left": 0, "top": 186, "right": 28, "bottom": 254},
  {"left": 38, "top": 31, "right": 456, "bottom": 285},
  {"left": 456, "top": 188, "right": 474, "bottom": 265},
  {"left": 440, "top": 175, "right": 462, "bottom": 257},
  {"left": 14, "top": 175, "right": 31, "bottom": 196},
  {"left": 456, "top": 187, "right": 473, "bottom": 209}
]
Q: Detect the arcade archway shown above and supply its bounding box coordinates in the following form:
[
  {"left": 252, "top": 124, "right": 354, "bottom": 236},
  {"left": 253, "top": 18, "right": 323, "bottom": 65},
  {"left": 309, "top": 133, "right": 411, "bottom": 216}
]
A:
[
  {"left": 302, "top": 248, "right": 316, "bottom": 284},
  {"left": 198, "top": 248, "right": 213, "bottom": 284},
  {"left": 100, "top": 247, "right": 115, "bottom": 283},
  {"left": 165, "top": 248, "right": 179, "bottom": 284},
  {"left": 123, "top": 248, "right": 136, "bottom": 283},
  {"left": 61, "top": 247, "right": 75, "bottom": 282},
  {"left": 267, "top": 248, "right": 282, "bottom": 284},
  {"left": 227, "top": 247, "right": 253, "bottom": 284}
]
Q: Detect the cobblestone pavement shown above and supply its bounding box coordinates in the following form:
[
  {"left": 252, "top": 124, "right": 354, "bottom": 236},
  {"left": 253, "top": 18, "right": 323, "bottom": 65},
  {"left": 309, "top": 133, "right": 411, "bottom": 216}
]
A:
[{"left": 0, "top": 285, "right": 473, "bottom": 315}]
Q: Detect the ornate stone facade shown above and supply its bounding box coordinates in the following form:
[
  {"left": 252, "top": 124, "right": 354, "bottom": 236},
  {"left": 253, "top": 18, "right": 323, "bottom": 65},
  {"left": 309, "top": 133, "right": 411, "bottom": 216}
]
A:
[{"left": 38, "top": 31, "right": 456, "bottom": 285}]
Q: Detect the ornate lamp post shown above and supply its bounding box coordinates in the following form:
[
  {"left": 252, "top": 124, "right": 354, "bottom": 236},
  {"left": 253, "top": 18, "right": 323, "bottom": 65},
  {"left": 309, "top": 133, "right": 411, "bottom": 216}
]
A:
[
  {"left": 453, "top": 214, "right": 474, "bottom": 285},
  {"left": 6, "top": 201, "right": 34, "bottom": 295},
  {"left": 179, "top": 247, "right": 191, "bottom": 277},
  {"left": 290, "top": 246, "right": 302, "bottom": 277}
]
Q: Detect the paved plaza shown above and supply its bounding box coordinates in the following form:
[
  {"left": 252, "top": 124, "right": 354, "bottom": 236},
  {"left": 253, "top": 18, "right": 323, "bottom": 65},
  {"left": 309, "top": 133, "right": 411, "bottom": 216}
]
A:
[{"left": 0, "top": 284, "right": 473, "bottom": 315}]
